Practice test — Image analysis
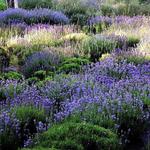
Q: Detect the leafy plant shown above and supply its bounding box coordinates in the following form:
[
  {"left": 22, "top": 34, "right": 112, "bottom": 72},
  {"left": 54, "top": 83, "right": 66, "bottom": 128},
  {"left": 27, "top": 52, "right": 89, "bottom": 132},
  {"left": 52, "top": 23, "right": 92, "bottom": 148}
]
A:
[
  {"left": 33, "top": 70, "right": 46, "bottom": 80},
  {"left": 82, "top": 37, "right": 117, "bottom": 62},
  {"left": 3, "top": 71, "right": 23, "bottom": 80},
  {"left": 58, "top": 57, "right": 90, "bottom": 74},
  {"left": 126, "top": 36, "right": 140, "bottom": 47},
  {"left": 37, "top": 122, "right": 118, "bottom": 150},
  {"left": 0, "top": 0, "right": 6, "bottom": 10}
]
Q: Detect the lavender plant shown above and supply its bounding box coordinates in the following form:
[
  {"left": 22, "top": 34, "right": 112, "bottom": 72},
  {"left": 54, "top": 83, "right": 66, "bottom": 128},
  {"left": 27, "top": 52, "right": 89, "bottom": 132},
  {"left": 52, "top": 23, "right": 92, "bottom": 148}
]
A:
[
  {"left": 22, "top": 50, "right": 61, "bottom": 78},
  {"left": 0, "top": 8, "right": 69, "bottom": 25}
]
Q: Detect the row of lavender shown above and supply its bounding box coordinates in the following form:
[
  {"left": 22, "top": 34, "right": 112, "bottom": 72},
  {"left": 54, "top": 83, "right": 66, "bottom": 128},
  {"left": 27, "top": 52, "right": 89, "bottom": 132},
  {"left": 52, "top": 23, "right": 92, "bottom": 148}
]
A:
[
  {"left": 0, "top": 8, "right": 69, "bottom": 25},
  {"left": 0, "top": 8, "right": 149, "bottom": 26}
]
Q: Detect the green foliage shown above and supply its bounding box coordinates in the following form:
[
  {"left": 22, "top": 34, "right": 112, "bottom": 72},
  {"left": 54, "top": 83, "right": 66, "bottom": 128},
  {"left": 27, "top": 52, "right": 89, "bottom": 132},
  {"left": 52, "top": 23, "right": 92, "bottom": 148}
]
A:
[
  {"left": 13, "top": 106, "right": 46, "bottom": 124},
  {"left": 0, "top": 0, "right": 6, "bottom": 10},
  {"left": 0, "top": 125, "right": 19, "bottom": 150},
  {"left": 126, "top": 37, "right": 140, "bottom": 47},
  {"left": 100, "top": 5, "right": 113, "bottom": 16},
  {"left": 58, "top": 57, "right": 90, "bottom": 74},
  {"left": 53, "top": 0, "right": 97, "bottom": 26},
  {"left": 117, "top": 52, "right": 150, "bottom": 65},
  {"left": 0, "top": 74, "right": 4, "bottom": 80},
  {"left": 139, "top": 0, "right": 150, "bottom": 3},
  {"left": 33, "top": 70, "right": 46, "bottom": 80},
  {"left": 37, "top": 122, "right": 118, "bottom": 150},
  {"left": 62, "top": 57, "right": 90, "bottom": 65},
  {"left": 126, "top": 55, "right": 150, "bottom": 65},
  {"left": 26, "top": 77, "right": 39, "bottom": 85},
  {"left": 58, "top": 63, "right": 81, "bottom": 74},
  {"left": 82, "top": 37, "right": 117, "bottom": 62},
  {"left": 95, "top": 23, "right": 111, "bottom": 33},
  {"left": 101, "top": 2, "right": 150, "bottom": 16},
  {"left": 3, "top": 71, "right": 23, "bottom": 80},
  {"left": 19, "top": 0, "right": 52, "bottom": 9}
]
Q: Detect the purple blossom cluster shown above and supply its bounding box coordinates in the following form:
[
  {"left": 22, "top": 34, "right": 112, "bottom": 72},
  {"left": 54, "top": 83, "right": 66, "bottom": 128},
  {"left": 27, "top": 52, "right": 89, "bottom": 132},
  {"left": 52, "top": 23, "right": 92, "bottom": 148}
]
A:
[
  {"left": 0, "top": 8, "right": 69, "bottom": 26},
  {"left": 0, "top": 57, "right": 150, "bottom": 148},
  {"left": 56, "top": 58, "right": 150, "bottom": 120}
]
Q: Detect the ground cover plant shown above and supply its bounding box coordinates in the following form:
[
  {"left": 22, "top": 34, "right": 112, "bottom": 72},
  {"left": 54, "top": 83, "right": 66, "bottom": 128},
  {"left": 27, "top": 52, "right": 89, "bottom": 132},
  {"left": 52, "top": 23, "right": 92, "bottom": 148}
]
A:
[{"left": 0, "top": 0, "right": 150, "bottom": 150}]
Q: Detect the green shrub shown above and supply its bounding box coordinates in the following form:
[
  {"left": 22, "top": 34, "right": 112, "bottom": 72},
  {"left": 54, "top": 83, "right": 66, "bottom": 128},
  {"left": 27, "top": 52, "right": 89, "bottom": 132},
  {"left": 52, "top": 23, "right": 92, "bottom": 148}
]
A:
[
  {"left": 101, "top": 4, "right": 116, "bottom": 16},
  {"left": 126, "top": 37, "right": 140, "bottom": 47},
  {"left": 58, "top": 63, "right": 81, "bottom": 74},
  {"left": 62, "top": 57, "right": 90, "bottom": 65},
  {"left": 82, "top": 37, "right": 117, "bottom": 62},
  {"left": 13, "top": 106, "right": 46, "bottom": 124},
  {"left": 19, "top": 0, "right": 52, "bottom": 9},
  {"left": 33, "top": 70, "right": 46, "bottom": 80},
  {"left": 37, "top": 122, "right": 118, "bottom": 150},
  {"left": 58, "top": 57, "right": 90, "bottom": 74},
  {"left": 3, "top": 71, "right": 23, "bottom": 80}
]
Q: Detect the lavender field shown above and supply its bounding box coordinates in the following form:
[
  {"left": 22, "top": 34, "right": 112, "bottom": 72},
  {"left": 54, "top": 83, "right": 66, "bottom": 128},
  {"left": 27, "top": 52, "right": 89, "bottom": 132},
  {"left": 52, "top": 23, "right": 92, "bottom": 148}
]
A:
[{"left": 0, "top": 0, "right": 150, "bottom": 150}]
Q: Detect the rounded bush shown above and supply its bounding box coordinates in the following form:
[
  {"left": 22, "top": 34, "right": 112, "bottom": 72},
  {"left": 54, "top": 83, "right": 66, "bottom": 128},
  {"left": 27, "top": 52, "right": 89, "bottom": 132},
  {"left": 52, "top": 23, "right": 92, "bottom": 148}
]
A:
[
  {"left": 38, "top": 122, "right": 118, "bottom": 150},
  {"left": 0, "top": 8, "right": 69, "bottom": 25},
  {"left": 58, "top": 57, "right": 90, "bottom": 74},
  {"left": 58, "top": 63, "right": 81, "bottom": 74},
  {"left": 22, "top": 50, "right": 61, "bottom": 78},
  {"left": 126, "top": 36, "right": 140, "bottom": 47}
]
